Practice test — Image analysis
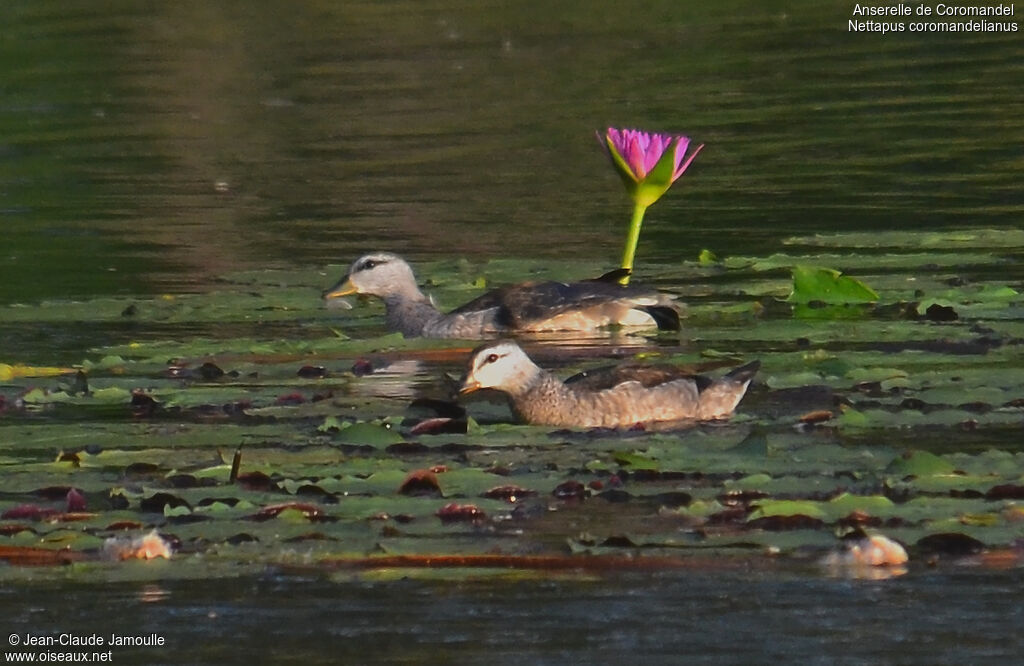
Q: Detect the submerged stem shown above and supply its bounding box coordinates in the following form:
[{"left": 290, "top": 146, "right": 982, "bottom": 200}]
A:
[{"left": 618, "top": 202, "right": 648, "bottom": 285}]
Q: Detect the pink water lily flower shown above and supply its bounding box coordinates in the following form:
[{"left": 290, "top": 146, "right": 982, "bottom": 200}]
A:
[
  {"left": 598, "top": 127, "right": 704, "bottom": 283},
  {"left": 600, "top": 128, "right": 704, "bottom": 207}
]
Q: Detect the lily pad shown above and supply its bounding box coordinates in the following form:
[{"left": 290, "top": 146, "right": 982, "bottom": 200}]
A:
[
  {"left": 789, "top": 266, "right": 879, "bottom": 305},
  {"left": 2, "top": 229, "right": 1023, "bottom": 579}
]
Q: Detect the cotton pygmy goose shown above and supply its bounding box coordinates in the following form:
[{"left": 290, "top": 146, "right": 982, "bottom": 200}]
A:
[
  {"left": 323, "top": 252, "right": 680, "bottom": 339},
  {"left": 459, "top": 340, "right": 758, "bottom": 428}
]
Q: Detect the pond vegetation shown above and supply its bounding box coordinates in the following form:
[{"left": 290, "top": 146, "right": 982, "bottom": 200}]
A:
[{"left": 2, "top": 229, "right": 1021, "bottom": 580}]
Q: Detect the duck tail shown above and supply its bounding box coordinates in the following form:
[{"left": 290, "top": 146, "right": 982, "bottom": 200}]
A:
[
  {"left": 590, "top": 268, "right": 632, "bottom": 284},
  {"left": 695, "top": 360, "right": 760, "bottom": 420},
  {"left": 641, "top": 305, "right": 682, "bottom": 331},
  {"left": 725, "top": 360, "right": 760, "bottom": 384}
]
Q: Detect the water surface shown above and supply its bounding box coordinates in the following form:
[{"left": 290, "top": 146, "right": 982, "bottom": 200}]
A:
[{"left": 1, "top": 2, "right": 1022, "bottom": 664}]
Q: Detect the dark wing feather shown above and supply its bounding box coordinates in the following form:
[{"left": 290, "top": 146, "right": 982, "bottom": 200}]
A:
[
  {"left": 725, "top": 360, "right": 761, "bottom": 383},
  {"left": 589, "top": 268, "right": 632, "bottom": 284},
  {"left": 641, "top": 305, "right": 681, "bottom": 331},
  {"left": 565, "top": 364, "right": 712, "bottom": 392},
  {"left": 447, "top": 285, "right": 527, "bottom": 328},
  {"left": 450, "top": 279, "right": 670, "bottom": 329}
]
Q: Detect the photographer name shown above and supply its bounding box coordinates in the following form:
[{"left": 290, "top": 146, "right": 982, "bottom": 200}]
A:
[{"left": 20, "top": 633, "right": 165, "bottom": 647}]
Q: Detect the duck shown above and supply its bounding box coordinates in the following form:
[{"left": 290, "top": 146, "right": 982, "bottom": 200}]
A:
[
  {"left": 458, "top": 340, "right": 759, "bottom": 428},
  {"left": 323, "top": 252, "right": 680, "bottom": 339}
]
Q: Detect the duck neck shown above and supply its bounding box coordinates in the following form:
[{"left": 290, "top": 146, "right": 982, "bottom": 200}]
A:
[
  {"left": 382, "top": 291, "right": 442, "bottom": 337},
  {"left": 505, "top": 367, "right": 574, "bottom": 424},
  {"left": 503, "top": 365, "right": 556, "bottom": 398}
]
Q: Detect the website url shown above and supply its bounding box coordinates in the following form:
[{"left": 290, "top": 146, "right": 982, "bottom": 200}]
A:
[{"left": 4, "top": 652, "right": 112, "bottom": 663}]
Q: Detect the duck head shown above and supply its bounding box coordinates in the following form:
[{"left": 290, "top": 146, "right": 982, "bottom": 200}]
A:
[
  {"left": 323, "top": 252, "right": 420, "bottom": 300},
  {"left": 460, "top": 341, "right": 538, "bottom": 395}
]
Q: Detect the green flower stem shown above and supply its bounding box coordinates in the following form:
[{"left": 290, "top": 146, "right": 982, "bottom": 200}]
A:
[{"left": 618, "top": 202, "right": 648, "bottom": 285}]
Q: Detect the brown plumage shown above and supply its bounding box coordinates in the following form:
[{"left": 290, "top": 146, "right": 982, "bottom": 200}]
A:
[
  {"left": 323, "top": 253, "right": 680, "bottom": 339},
  {"left": 459, "top": 341, "right": 759, "bottom": 428}
]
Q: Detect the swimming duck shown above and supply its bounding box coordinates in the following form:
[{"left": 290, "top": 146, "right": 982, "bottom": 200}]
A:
[
  {"left": 459, "top": 340, "right": 759, "bottom": 428},
  {"left": 323, "top": 252, "right": 680, "bottom": 338}
]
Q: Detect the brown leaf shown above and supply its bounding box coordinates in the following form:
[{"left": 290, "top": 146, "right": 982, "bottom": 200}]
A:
[
  {"left": 398, "top": 470, "right": 442, "bottom": 497},
  {"left": 0, "top": 545, "right": 88, "bottom": 567},
  {"left": 798, "top": 409, "right": 834, "bottom": 424},
  {"left": 985, "top": 484, "right": 1024, "bottom": 500},
  {"left": 409, "top": 417, "right": 463, "bottom": 435},
  {"left": 483, "top": 485, "right": 538, "bottom": 503},
  {"left": 35, "top": 486, "right": 77, "bottom": 500},
  {"left": 275, "top": 392, "right": 306, "bottom": 405},
  {"left": 236, "top": 471, "right": 273, "bottom": 491},
  {"left": 436, "top": 503, "right": 487, "bottom": 523},
  {"left": 1, "top": 505, "right": 59, "bottom": 521},
  {"left": 552, "top": 480, "right": 588, "bottom": 501},
  {"left": 250, "top": 502, "right": 326, "bottom": 522}
]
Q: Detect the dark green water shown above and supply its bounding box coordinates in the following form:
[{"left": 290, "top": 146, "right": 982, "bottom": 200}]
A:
[
  {"left": 1, "top": 1, "right": 1022, "bottom": 663},
  {"left": 2, "top": 1, "right": 1021, "bottom": 305},
  {"left": 3, "top": 569, "right": 1024, "bottom": 664}
]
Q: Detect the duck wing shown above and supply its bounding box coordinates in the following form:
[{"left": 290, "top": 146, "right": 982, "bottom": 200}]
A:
[
  {"left": 450, "top": 279, "right": 680, "bottom": 331},
  {"left": 449, "top": 268, "right": 631, "bottom": 318},
  {"left": 589, "top": 268, "right": 633, "bottom": 284},
  {"left": 565, "top": 360, "right": 761, "bottom": 393},
  {"left": 446, "top": 286, "right": 517, "bottom": 323},
  {"left": 564, "top": 363, "right": 713, "bottom": 392}
]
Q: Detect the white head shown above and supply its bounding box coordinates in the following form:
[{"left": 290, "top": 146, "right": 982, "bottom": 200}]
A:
[
  {"left": 460, "top": 341, "right": 540, "bottom": 395},
  {"left": 323, "top": 252, "right": 421, "bottom": 300}
]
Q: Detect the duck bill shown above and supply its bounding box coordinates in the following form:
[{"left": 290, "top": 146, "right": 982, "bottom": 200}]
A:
[
  {"left": 323, "top": 276, "right": 357, "bottom": 300},
  {"left": 458, "top": 377, "right": 482, "bottom": 395}
]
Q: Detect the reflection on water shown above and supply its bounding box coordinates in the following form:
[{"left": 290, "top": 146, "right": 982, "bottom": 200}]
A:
[
  {"left": 2, "top": 1, "right": 1021, "bottom": 304},
  {"left": 2, "top": 1, "right": 1022, "bottom": 661},
  {"left": 2, "top": 569, "right": 1023, "bottom": 664},
  {"left": 352, "top": 359, "right": 429, "bottom": 401},
  {"left": 136, "top": 584, "right": 170, "bottom": 604}
]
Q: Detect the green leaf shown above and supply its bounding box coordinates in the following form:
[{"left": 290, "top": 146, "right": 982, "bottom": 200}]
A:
[
  {"left": 729, "top": 432, "right": 768, "bottom": 456},
  {"left": 886, "top": 450, "right": 956, "bottom": 477},
  {"left": 698, "top": 249, "right": 719, "bottom": 266},
  {"left": 788, "top": 266, "right": 879, "bottom": 304},
  {"left": 612, "top": 451, "right": 660, "bottom": 470},
  {"left": 836, "top": 406, "right": 871, "bottom": 428},
  {"left": 318, "top": 416, "right": 344, "bottom": 433},
  {"left": 163, "top": 504, "right": 192, "bottom": 518},
  {"left": 828, "top": 493, "right": 895, "bottom": 516},
  {"left": 333, "top": 422, "right": 405, "bottom": 447},
  {"left": 748, "top": 500, "right": 827, "bottom": 520}
]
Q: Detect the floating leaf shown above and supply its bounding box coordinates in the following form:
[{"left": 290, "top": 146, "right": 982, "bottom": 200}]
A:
[
  {"left": 748, "top": 500, "right": 827, "bottom": 520},
  {"left": 698, "top": 249, "right": 719, "bottom": 266},
  {"left": 788, "top": 266, "right": 879, "bottom": 305},
  {"left": 0, "top": 231, "right": 1021, "bottom": 577},
  {"left": 886, "top": 451, "right": 956, "bottom": 478},
  {"left": 0, "top": 363, "right": 76, "bottom": 380},
  {"left": 613, "top": 451, "right": 660, "bottom": 470},
  {"left": 333, "top": 422, "right": 405, "bottom": 447}
]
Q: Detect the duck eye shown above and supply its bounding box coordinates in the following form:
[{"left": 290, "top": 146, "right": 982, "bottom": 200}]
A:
[
  {"left": 361, "top": 259, "right": 378, "bottom": 271},
  {"left": 485, "top": 353, "right": 499, "bottom": 364}
]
